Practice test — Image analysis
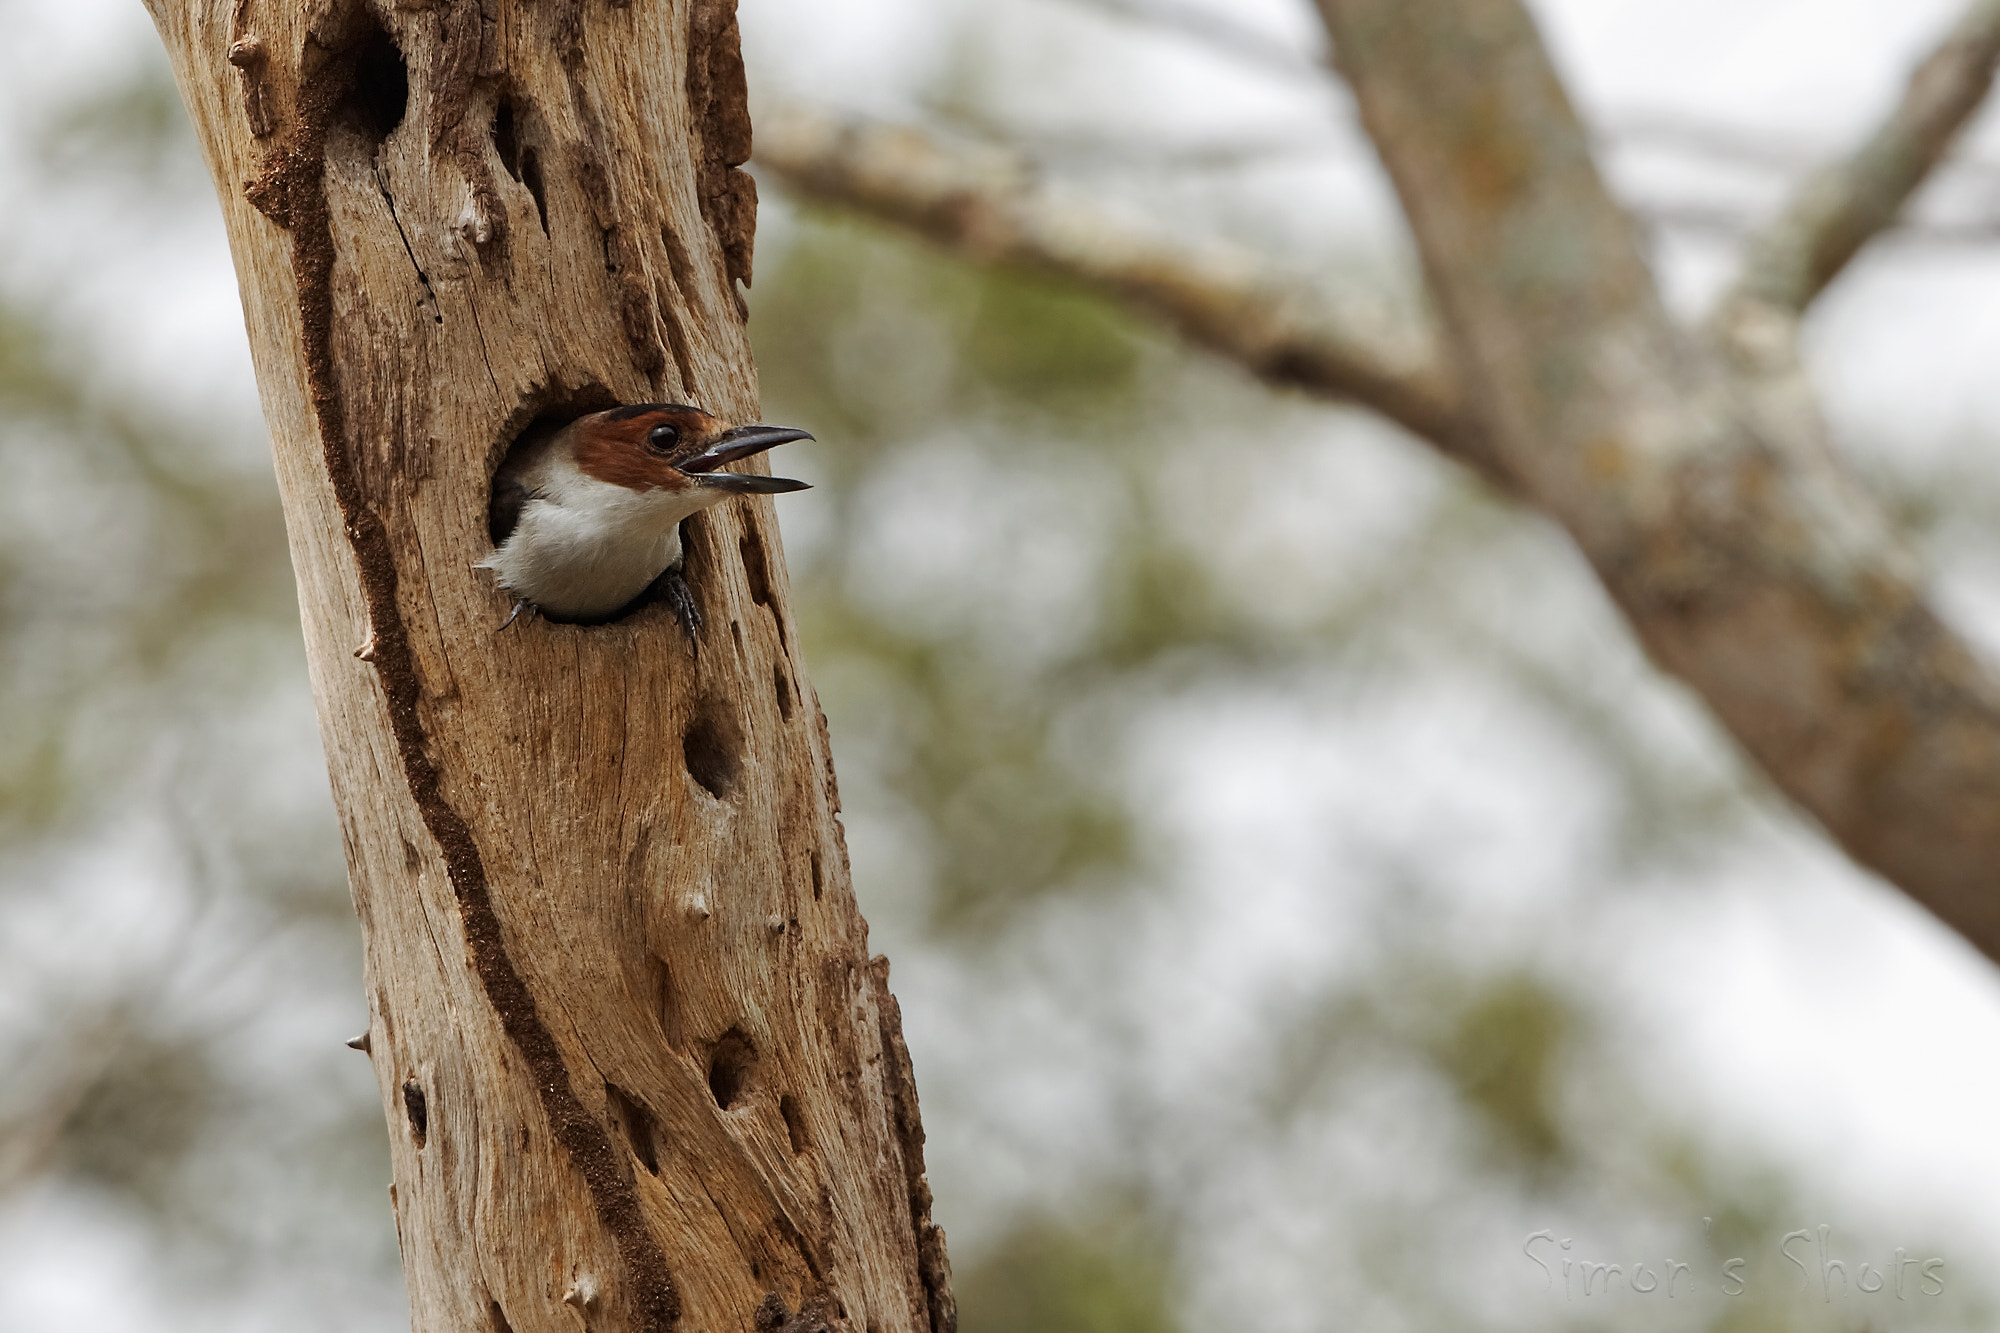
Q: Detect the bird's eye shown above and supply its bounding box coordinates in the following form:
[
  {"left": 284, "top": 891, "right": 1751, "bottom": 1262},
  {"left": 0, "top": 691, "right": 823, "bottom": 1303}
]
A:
[{"left": 645, "top": 424, "right": 680, "bottom": 455}]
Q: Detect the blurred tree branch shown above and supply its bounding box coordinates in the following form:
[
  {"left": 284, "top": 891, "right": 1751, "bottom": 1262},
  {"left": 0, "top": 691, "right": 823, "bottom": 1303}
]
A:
[
  {"left": 757, "top": 0, "right": 2000, "bottom": 962},
  {"left": 1730, "top": 0, "right": 2000, "bottom": 314},
  {"left": 1317, "top": 0, "right": 2000, "bottom": 959},
  {"left": 752, "top": 105, "right": 1499, "bottom": 485},
  {"left": 1051, "top": 0, "right": 1325, "bottom": 78}
]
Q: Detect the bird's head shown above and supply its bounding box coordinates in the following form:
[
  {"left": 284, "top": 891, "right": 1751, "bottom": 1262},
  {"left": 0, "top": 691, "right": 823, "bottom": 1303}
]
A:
[{"left": 566, "top": 403, "right": 812, "bottom": 500}]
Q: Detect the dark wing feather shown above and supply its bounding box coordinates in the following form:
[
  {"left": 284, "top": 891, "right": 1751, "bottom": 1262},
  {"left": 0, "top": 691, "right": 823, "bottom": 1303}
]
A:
[{"left": 488, "top": 472, "right": 534, "bottom": 546}]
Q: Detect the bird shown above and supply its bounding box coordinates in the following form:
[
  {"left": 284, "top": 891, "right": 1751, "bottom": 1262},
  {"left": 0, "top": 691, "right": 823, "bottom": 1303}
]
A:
[{"left": 479, "top": 402, "right": 812, "bottom": 634}]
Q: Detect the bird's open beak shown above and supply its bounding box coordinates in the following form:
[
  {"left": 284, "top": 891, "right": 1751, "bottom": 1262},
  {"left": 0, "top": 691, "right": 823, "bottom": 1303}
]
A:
[
  {"left": 680, "top": 424, "right": 813, "bottom": 494},
  {"left": 695, "top": 472, "right": 812, "bottom": 494}
]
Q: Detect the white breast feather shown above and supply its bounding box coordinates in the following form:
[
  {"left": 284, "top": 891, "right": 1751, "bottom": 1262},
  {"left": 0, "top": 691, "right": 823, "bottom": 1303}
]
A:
[{"left": 479, "top": 462, "right": 719, "bottom": 620}]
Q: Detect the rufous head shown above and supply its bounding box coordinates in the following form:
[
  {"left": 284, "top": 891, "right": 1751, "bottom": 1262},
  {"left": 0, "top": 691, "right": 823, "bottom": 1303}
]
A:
[{"left": 567, "top": 404, "right": 812, "bottom": 496}]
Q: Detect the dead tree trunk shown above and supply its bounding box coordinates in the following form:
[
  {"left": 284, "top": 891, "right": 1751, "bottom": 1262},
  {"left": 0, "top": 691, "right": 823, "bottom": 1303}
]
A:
[{"left": 141, "top": 3, "right": 953, "bottom": 1331}]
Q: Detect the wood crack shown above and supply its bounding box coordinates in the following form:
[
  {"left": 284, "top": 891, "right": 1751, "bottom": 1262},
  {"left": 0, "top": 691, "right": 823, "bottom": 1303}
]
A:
[{"left": 372, "top": 159, "right": 442, "bottom": 325}]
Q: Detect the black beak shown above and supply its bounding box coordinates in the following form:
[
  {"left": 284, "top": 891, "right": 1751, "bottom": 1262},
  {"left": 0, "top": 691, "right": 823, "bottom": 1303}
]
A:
[
  {"left": 695, "top": 472, "right": 812, "bottom": 494},
  {"left": 678, "top": 425, "right": 815, "bottom": 474}
]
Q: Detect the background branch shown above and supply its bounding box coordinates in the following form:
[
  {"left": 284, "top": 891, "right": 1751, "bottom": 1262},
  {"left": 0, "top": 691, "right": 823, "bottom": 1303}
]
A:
[
  {"left": 1649, "top": 199, "right": 2000, "bottom": 248},
  {"left": 753, "top": 103, "right": 1499, "bottom": 482},
  {"left": 1049, "top": 0, "right": 1325, "bottom": 79},
  {"left": 761, "top": 0, "right": 2000, "bottom": 958},
  {"left": 1314, "top": 0, "right": 2000, "bottom": 961},
  {"left": 1730, "top": 0, "right": 2000, "bottom": 313}
]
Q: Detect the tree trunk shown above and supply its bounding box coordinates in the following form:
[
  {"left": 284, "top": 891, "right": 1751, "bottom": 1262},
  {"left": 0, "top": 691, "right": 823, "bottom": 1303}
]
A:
[{"left": 141, "top": 3, "right": 953, "bottom": 1331}]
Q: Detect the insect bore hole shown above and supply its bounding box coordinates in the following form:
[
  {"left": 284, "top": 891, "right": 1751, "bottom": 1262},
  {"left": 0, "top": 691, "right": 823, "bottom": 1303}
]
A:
[
  {"left": 401, "top": 1078, "right": 428, "bottom": 1148},
  {"left": 779, "top": 1094, "right": 810, "bottom": 1154},
  {"left": 707, "top": 1028, "right": 756, "bottom": 1109}
]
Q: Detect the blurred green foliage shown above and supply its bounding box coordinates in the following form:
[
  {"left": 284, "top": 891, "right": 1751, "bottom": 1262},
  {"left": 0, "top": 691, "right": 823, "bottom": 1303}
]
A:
[
  {"left": 0, "top": 279, "right": 294, "bottom": 842},
  {"left": 1431, "top": 973, "right": 1573, "bottom": 1169},
  {"left": 753, "top": 211, "right": 1988, "bottom": 1332},
  {"left": 39, "top": 62, "right": 203, "bottom": 186},
  {"left": 755, "top": 211, "right": 1755, "bottom": 933},
  {"left": 756, "top": 214, "right": 1164, "bottom": 926},
  {"left": 956, "top": 1208, "right": 1182, "bottom": 1333},
  {"left": 59, "top": 1029, "right": 216, "bottom": 1208}
]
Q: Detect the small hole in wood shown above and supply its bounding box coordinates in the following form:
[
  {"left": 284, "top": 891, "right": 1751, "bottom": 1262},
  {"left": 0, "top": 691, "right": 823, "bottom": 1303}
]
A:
[
  {"left": 773, "top": 666, "right": 793, "bottom": 722},
  {"left": 520, "top": 146, "right": 548, "bottom": 234},
  {"left": 401, "top": 1078, "right": 428, "bottom": 1148},
  {"left": 492, "top": 96, "right": 521, "bottom": 181},
  {"left": 488, "top": 1299, "right": 515, "bottom": 1333},
  {"left": 739, "top": 525, "right": 787, "bottom": 639},
  {"left": 779, "top": 1094, "right": 810, "bottom": 1154},
  {"left": 707, "top": 1027, "right": 755, "bottom": 1109},
  {"left": 739, "top": 528, "right": 775, "bottom": 608},
  {"left": 682, "top": 699, "right": 742, "bottom": 800},
  {"left": 334, "top": 17, "right": 407, "bottom": 145},
  {"left": 648, "top": 954, "right": 678, "bottom": 1044},
  {"left": 810, "top": 850, "right": 823, "bottom": 902},
  {"left": 606, "top": 1082, "right": 662, "bottom": 1175}
]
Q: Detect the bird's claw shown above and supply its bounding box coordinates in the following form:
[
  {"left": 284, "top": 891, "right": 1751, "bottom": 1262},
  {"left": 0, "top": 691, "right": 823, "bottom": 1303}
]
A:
[{"left": 659, "top": 568, "right": 703, "bottom": 654}]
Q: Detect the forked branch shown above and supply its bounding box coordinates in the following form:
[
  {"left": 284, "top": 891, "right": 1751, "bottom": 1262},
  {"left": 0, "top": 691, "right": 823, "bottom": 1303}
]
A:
[{"left": 1731, "top": 0, "right": 2000, "bottom": 314}]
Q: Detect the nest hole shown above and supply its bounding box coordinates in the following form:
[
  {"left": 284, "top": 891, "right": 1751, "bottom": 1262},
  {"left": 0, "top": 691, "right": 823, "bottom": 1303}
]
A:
[{"left": 488, "top": 385, "right": 618, "bottom": 545}]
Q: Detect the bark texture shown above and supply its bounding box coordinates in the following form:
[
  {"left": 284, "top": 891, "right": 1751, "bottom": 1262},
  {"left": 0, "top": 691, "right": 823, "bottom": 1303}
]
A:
[{"left": 143, "top": 3, "right": 952, "bottom": 1331}]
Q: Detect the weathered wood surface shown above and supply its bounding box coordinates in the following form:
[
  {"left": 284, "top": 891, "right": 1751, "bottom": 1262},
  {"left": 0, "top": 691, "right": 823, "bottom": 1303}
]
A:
[{"left": 141, "top": 2, "right": 953, "bottom": 1330}]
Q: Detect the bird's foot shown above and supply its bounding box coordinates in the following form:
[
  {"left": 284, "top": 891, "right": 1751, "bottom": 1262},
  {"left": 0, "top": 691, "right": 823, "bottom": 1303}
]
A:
[
  {"left": 499, "top": 598, "right": 535, "bottom": 631},
  {"left": 658, "top": 568, "right": 703, "bottom": 652}
]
